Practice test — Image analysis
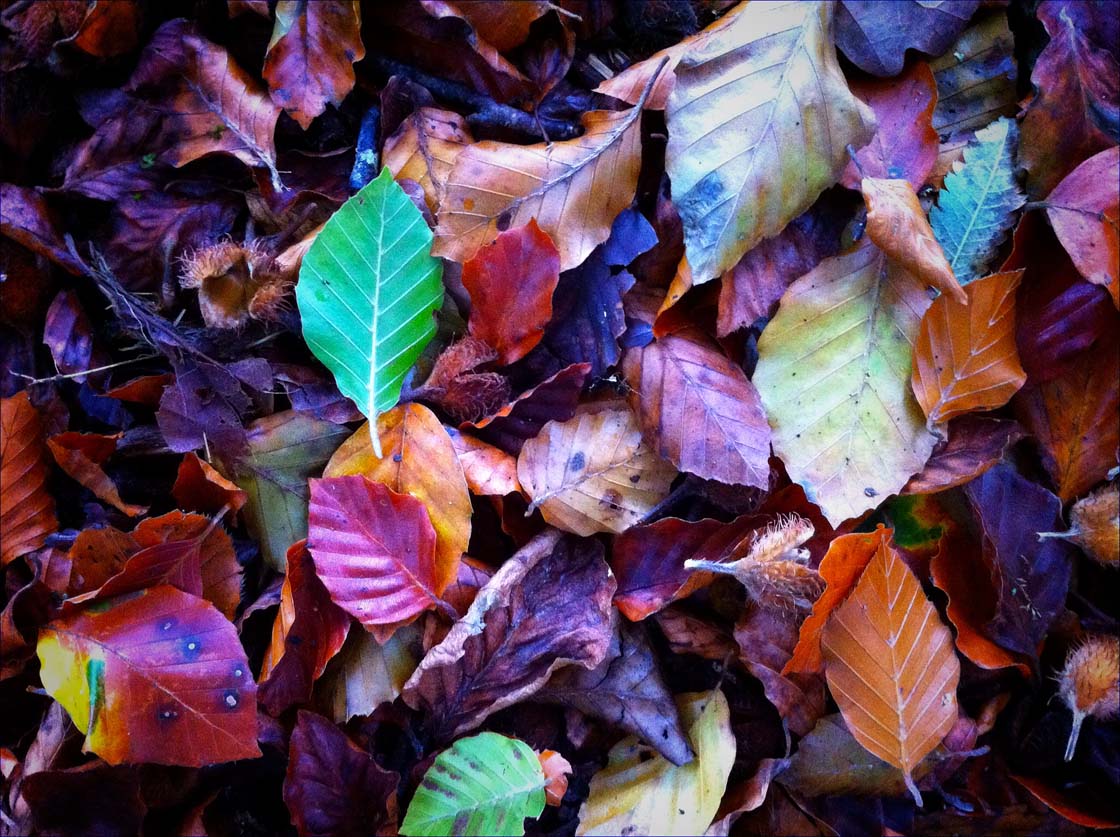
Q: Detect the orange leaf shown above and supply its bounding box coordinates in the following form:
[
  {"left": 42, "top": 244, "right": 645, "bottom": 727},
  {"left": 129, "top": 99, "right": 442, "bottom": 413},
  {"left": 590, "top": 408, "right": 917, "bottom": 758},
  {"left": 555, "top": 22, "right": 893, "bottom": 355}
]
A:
[
  {"left": 0, "top": 392, "right": 57, "bottom": 565},
  {"left": 172, "top": 452, "right": 248, "bottom": 515},
  {"left": 911, "top": 270, "right": 1027, "bottom": 425},
  {"left": 862, "top": 177, "right": 966, "bottom": 305},
  {"left": 47, "top": 432, "right": 148, "bottom": 517},
  {"left": 784, "top": 527, "right": 892, "bottom": 676},
  {"left": 537, "top": 750, "right": 573, "bottom": 807},
  {"left": 462, "top": 220, "right": 561, "bottom": 365},
  {"left": 820, "top": 537, "right": 961, "bottom": 806},
  {"left": 383, "top": 107, "right": 473, "bottom": 213},
  {"left": 446, "top": 428, "right": 521, "bottom": 497}
]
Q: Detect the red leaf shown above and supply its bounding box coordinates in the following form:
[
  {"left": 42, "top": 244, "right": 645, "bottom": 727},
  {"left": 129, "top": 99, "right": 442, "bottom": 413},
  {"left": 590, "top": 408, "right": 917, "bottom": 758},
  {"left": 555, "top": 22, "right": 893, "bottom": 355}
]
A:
[
  {"left": 308, "top": 476, "right": 443, "bottom": 628},
  {"left": 463, "top": 220, "right": 562, "bottom": 364},
  {"left": 48, "top": 431, "right": 148, "bottom": 517}
]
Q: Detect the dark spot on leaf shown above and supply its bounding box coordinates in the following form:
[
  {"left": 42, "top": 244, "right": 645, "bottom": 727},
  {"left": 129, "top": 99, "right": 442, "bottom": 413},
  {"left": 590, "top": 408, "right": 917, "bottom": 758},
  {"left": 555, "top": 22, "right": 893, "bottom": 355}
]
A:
[
  {"left": 569, "top": 451, "right": 585, "bottom": 471},
  {"left": 496, "top": 211, "right": 513, "bottom": 231}
]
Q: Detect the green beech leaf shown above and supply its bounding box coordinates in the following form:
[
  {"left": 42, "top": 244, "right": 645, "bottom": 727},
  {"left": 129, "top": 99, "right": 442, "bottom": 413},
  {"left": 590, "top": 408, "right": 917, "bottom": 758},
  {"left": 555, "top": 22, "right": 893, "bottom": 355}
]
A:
[
  {"left": 930, "top": 117, "right": 1025, "bottom": 284},
  {"left": 401, "top": 732, "right": 546, "bottom": 837},
  {"left": 297, "top": 166, "right": 443, "bottom": 456}
]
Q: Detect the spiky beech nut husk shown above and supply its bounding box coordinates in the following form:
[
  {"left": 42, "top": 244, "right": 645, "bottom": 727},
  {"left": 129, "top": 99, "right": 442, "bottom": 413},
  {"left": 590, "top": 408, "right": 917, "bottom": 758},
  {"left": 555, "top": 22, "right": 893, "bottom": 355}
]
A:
[
  {"left": 1058, "top": 634, "right": 1120, "bottom": 761},
  {"left": 179, "top": 240, "right": 284, "bottom": 329},
  {"left": 1039, "top": 483, "right": 1119, "bottom": 567}
]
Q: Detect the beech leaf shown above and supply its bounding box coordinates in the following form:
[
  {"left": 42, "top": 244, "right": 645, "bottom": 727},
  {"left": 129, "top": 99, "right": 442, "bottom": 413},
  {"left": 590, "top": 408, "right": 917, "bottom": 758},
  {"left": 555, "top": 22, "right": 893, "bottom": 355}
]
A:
[
  {"left": 0, "top": 392, "right": 58, "bottom": 566},
  {"left": 37, "top": 586, "right": 259, "bottom": 766},
  {"left": 754, "top": 242, "right": 937, "bottom": 526},
  {"left": 401, "top": 732, "right": 546, "bottom": 837},
  {"left": 297, "top": 167, "right": 444, "bottom": 456},
  {"left": 820, "top": 537, "right": 961, "bottom": 806},
  {"left": 517, "top": 404, "right": 677, "bottom": 536},
  {"left": 664, "top": 0, "right": 875, "bottom": 283},
  {"left": 912, "top": 270, "right": 1026, "bottom": 425}
]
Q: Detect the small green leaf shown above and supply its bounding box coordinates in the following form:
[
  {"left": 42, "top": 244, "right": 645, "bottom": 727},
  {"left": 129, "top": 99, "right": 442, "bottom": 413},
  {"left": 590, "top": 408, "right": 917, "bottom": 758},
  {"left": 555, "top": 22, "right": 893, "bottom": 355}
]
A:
[
  {"left": 401, "top": 732, "right": 546, "bottom": 837},
  {"left": 297, "top": 166, "right": 443, "bottom": 457},
  {"left": 930, "top": 117, "right": 1026, "bottom": 284}
]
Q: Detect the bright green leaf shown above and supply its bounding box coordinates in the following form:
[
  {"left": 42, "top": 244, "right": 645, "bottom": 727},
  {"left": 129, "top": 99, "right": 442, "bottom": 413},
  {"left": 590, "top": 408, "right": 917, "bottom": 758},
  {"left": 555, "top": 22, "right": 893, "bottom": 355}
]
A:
[
  {"left": 930, "top": 117, "right": 1025, "bottom": 284},
  {"left": 297, "top": 166, "right": 443, "bottom": 456},
  {"left": 401, "top": 732, "right": 546, "bottom": 837}
]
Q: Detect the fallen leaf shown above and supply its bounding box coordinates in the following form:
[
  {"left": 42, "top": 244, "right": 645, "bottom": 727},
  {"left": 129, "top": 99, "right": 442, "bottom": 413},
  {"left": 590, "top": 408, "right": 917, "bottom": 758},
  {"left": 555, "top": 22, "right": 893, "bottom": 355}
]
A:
[
  {"left": 325, "top": 403, "right": 471, "bottom": 577},
  {"left": 820, "top": 537, "right": 961, "bottom": 805},
  {"left": 929, "top": 11, "right": 1019, "bottom": 138},
  {"left": 446, "top": 428, "right": 521, "bottom": 497},
  {"left": 0, "top": 391, "right": 57, "bottom": 565},
  {"left": 462, "top": 220, "right": 561, "bottom": 364},
  {"left": 433, "top": 70, "right": 658, "bottom": 271},
  {"left": 622, "top": 327, "right": 769, "bottom": 488},
  {"left": 930, "top": 117, "right": 1026, "bottom": 285},
  {"left": 229, "top": 410, "right": 349, "bottom": 572},
  {"left": 785, "top": 527, "right": 893, "bottom": 676},
  {"left": 383, "top": 107, "right": 473, "bottom": 213},
  {"left": 911, "top": 270, "right": 1026, "bottom": 425},
  {"left": 37, "top": 586, "right": 259, "bottom": 766},
  {"left": 172, "top": 452, "right": 248, "bottom": 515},
  {"left": 517, "top": 404, "right": 676, "bottom": 536},
  {"left": 534, "top": 620, "right": 693, "bottom": 765},
  {"left": 259, "top": 541, "right": 351, "bottom": 717},
  {"left": 296, "top": 168, "right": 444, "bottom": 452},
  {"left": 284, "top": 710, "right": 398, "bottom": 837},
  {"left": 308, "top": 476, "right": 447, "bottom": 629},
  {"left": 842, "top": 63, "right": 939, "bottom": 190},
  {"left": 464, "top": 363, "right": 589, "bottom": 454},
  {"left": 316, "top": 623, "right": 422, "bottom": 723},
  {"left": 262, "top": 1, "right": 364, "bottom": 130},
  {"left": 754, "top": 242, "right": 937, "bottom": 526},
  {"left": 1020, "top": 5, "right": 1120, "bottom": 197},
  {"left": 902, "top": 415, "right": 1025, "bottom": 495},
  {"left": 862, "top": 177, "right": 964, "bottom": 304},
  {"left": 47, "top": 432, "right": 148, "bottom": 517},
  {"left": 1044, "top": 146, "right": 1120, "bottom": 307},
  {"left": 964, "top": 463, "right": 1075, "bottom": 659},
  {"left": 537, "top": 749, "right": 572, "bottom": 808},
  {"left": 834, "top": 0, "right": 978, "bottom": 77},
  {"left": 402, "top": 531, "right": 615, "bottom": 741},
  {"left": 665, "top": 0, "right": 875, "bottom": 283},
  {"left": 576, "top": 690, "right": 735, "bottom": 836},
  {"left": 127, "top": 19, "right": 283, "bottom": 188}
]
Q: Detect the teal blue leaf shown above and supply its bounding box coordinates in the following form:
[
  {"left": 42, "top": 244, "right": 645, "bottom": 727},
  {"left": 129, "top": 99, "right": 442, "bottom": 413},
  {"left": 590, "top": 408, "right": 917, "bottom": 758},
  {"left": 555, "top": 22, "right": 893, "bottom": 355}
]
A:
[
  {"left": 296, "top": 167, "right": 443, "bottom": 456},
  {"left": 930, "top": 117, "right": 1026, "bottom": 284},
  {"left": 401, "top": 732, "right": 546, "bottom": 837}
]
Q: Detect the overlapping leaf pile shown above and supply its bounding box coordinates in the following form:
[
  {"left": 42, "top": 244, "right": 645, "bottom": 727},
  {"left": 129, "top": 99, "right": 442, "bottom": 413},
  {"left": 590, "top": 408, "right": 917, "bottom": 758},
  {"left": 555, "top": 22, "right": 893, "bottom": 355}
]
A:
[{"left": 1, "top": 1, "right": 1118, "bottom": 835}]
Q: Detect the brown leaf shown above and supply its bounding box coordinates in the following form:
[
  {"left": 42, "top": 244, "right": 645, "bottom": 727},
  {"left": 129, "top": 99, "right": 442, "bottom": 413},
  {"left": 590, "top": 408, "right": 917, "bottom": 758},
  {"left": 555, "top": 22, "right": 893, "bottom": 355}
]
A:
[
  {"left": 835, "top": 0, "right": 978, "bottom": 77},
  {"left": 47, "top": 432, "right": 148, "bottom": 517},
  {"left": 464, "top": 362, "right": 589, "bottom": 453},
  {"left": 383, "top": 107, "right": 473, "bottom": 214},
  {"left": 862, "top": 177, "right": 965, "bottom": 305},
  {"left": 534, "top": 620, "right": 694, "bottom": 765},
  {"left": 402, "top": 531, "right": 614, "bottom": 741},
  {"left": 820, "top": 537, "right": 961, "bottom": 805},
  {"left": 517, "top": 404, "right": 677, "bottom": 536},
  {"left": 622, "top": 327, "right": 770, "bottom": 488},
  {"left": 537, "top": 749, "right": 573, "bottom": 807},
  {"left": 127, "top": 19, "right": 282, "bottom": 188},
  {"left": 462, "top": 220, "right": 561, "bottom": 364},
  {"left": 911, "top": 270, "right": 1026, "bottom": 425},
  {"left": 433, "top": 67, "right": 660, "bottom": 270},
  {"left": 446, "top": 427, "right": 521, "bottom": 497},
  {"left": 262, "top": 1, "right": 364, "bottom": 130},
  {"left": 172, "top": 452, "right": 248, "bottom": 516},
  {"left": 0, "top": 392, "right": 57, "bottom": 566},
  {"left": 785, "top": 527, "right": 892, "bottom": 676},
  {"left": 902, "top": 415, "right": 1025, "bottom": 495}
]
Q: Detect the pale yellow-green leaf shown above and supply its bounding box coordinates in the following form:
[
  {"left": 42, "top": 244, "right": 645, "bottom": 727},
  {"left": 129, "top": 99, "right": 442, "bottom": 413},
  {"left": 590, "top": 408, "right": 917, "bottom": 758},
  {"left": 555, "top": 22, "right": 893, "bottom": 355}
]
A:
[
  {"left": 753, "top": 242, "right": 937, "bottom": 525},
  {"left": 576, "top": 690, "right": 735, "bottom": 836},
  {"left": 316, "top": 623, "right": 422, "bottom": 723},
  {"left": 665, "top": 0, "right": 875, "bottom": 283}
]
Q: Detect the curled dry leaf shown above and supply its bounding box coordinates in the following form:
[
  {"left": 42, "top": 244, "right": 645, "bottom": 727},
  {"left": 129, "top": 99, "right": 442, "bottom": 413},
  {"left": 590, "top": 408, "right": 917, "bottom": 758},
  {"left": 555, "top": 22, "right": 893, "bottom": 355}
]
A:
[
  {"left": 537, "top": 750, "right": 573, "bottom": 807},
  {"left": 911, "top": 270, "right": 1027, "bottom": 426},
  {"left": 172, "top": 452, "right": 248, "bottom": 516},
  {"left": 325, "top": 403, "right": 471, "bottom": 576},
  {"left": 37, "top": 586, "right": 259, "bottom": 766},
  {"left": 861, "top": 176, "right": 965, "bottom": 305},
  {"left": 402, "top": 531, "right": 615, "bottom": 741},
  {"left": 517, "top": 404, "right": 677, "bottom": 536},
  {"left": 47, "top": 432, "right": 148, "bottom": 517},
  {"left": 0, "top": 392, "right": 57, "bottom": 566},
  {"left": 665, "top": 0, "right": 875, "bottom": 283},
  {"left": 820, "top": 537, "right": 961, "bottom": 806},
  {"left": 902, "top": 415, "right": 1025, "bottom": 495}
]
